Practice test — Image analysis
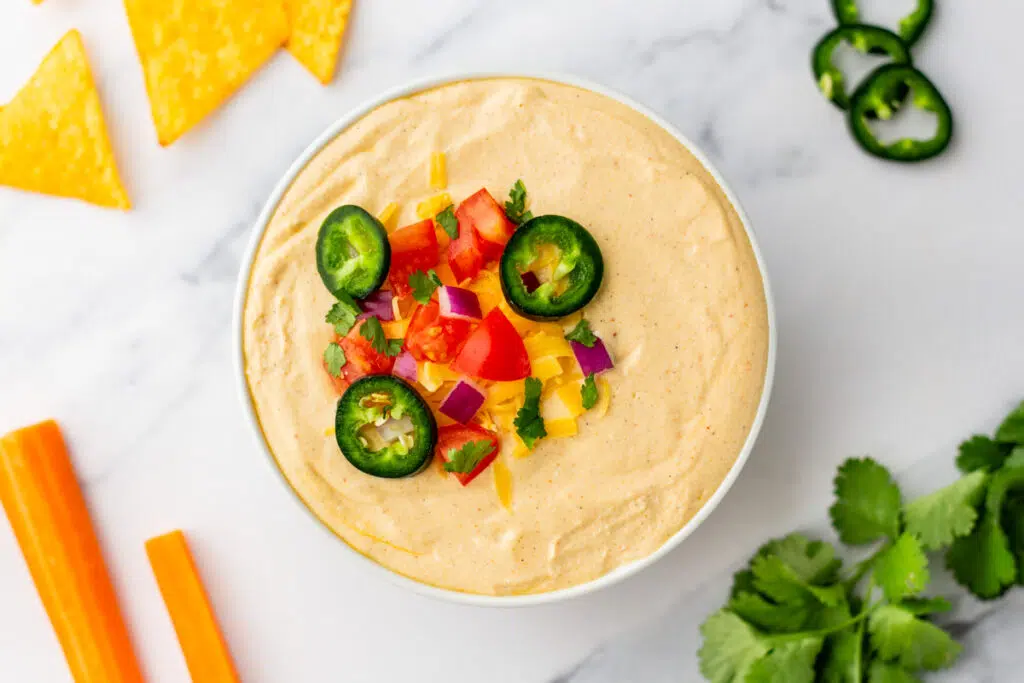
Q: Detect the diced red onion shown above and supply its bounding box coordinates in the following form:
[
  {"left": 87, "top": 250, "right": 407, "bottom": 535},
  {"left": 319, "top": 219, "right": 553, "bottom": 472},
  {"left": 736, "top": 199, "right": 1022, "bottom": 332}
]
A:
[
  {"left": 392, "top": 350, "right": 418, "bottom": 383},
  {"left": 439, "top": 379, "right": 486, "bottom": 424},
  {"left": 521, "top": 271, "right": 541, "bottom": 293},
  {"left": 571, "top": 337, "right": 614, "bottom": 376},
  {"left": 439, "top": 286, "right": 482, "bottom": 321},
  {"left": 358, "top": 290, "right": 394, "bottom": 321}
]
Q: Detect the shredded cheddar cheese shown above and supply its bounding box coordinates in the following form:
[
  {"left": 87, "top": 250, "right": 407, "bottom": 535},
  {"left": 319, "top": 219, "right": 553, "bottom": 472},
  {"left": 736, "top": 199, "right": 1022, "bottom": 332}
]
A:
[
  {"left": 377, "top": 202, "right": 399, "bottom": 230},
  {"left": 429, "top": 152, "right": 447, "bottom": 190},
  {"left": 382, "top": 319, "right": 409, "bottom": 339},
  {"left": 545, "top": 418, "right": 579, "bottom": 438},
  {"left": 493, "top": 459, "right": 512, "bottom": 509},
  {"left": 416, "top": 192, "right": 452, "bottom": 220},
  {"left": 554, "top": 382, "right": 585, "bottom": 418},
  {"left": 532, "top": 356, "right": 563, "bottom": 382},
  {"left": 419, "top": 362, "right": 460, "bottom": 393},
  {"left": 595, "top": 377, "right": 612, "bottom": 417},
  {"left": 525, "top": 333, "right": 573, "bottom": 360}
]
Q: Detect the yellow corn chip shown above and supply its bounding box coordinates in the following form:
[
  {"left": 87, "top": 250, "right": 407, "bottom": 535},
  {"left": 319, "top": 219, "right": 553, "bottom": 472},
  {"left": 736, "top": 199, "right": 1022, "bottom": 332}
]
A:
[
  {"left": 285, "top": 0, "right": 354, "bottom": 85},
  {"left": 0, "top": 31, "right": 130, "bottom": 209},
  {"left": 123, "top": 0, "right": 289, "bottom": 146}
]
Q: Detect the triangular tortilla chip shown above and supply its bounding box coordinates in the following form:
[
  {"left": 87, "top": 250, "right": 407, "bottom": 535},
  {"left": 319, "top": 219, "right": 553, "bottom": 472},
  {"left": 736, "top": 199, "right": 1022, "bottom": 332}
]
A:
[
  {"left": 0, "top": 30, "right": 130, "bottom": 209},
  {"left": 285, "top": 0, "right": 354, "bottom": 85},
  {"left": 123, "top": 0, "right": 289, "bottom": 146}
]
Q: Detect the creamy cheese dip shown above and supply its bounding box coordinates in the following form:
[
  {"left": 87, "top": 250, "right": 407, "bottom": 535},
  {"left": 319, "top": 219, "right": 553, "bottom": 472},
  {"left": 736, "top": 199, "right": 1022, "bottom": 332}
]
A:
[{"left": 242, "top": 78, "right": 770, "bottom": 595}]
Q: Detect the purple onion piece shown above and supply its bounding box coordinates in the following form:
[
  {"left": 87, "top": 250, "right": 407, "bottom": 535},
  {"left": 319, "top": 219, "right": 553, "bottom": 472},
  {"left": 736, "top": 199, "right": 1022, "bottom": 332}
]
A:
[
  {"left": 571, "top": 338, "right": 614, "bottom": 376},
  {"left": 358, "top": 290, "right": 394, "bottom": 321},
  {"left": 439, "top": 285, "right": 482, "bottom": 321},
  {"left": 520, "top": 271, "right": 541, "bottom": 294},
  {"left": 439, "top": 379, "right": 486, "bottom": 424},
  {"left": 392, "top": 350, "right": 418, "bottom": 384}
]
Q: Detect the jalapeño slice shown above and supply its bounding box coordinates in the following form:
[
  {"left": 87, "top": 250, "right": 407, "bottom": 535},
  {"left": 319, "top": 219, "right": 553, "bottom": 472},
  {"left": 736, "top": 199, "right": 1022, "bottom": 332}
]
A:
[
  {"left": 499, "top": 215, "right": 603, "bottom": 320},
  {"left": 813, "top": 25, "right": 912, "bottom": 110},
  {"left": 316, "top": 205, "right": 390, "bottom": 299},
  {"left": 832, "top": 0, "right": 934, "bottom": 47},
  {"left": 335, "top": 376, "right": 437, "bottom": 479},
  {"left": 848, "top": 64, "right": 953, "bottom": 163}
]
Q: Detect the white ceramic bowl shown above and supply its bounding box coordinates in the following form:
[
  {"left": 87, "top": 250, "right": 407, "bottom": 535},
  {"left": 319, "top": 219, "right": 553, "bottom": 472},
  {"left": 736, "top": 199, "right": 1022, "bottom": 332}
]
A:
[{"left": 233, "top": 72, "right": 777, "bottom": 607}]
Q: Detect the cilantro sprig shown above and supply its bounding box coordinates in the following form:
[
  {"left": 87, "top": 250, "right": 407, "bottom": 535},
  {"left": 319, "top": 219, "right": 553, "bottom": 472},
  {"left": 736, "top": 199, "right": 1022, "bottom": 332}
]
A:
[
  {"left": 700, "top": 398, "right": 1024, "bottom": 682},
  {"left": 565, "top": 319, "right": 597, "bottom": 348},
  {"left": 443, "top": 440, "right": 496, "bottom": 474},
  {"left": 436, "top": 205, "right": 459, "bottom": 239},
  {"left": 359, "top": 316, "right": 403, "bottom": 357},
  {"left": 325, "top": 293, "right": 361, "bottom": 336},
  {"left": 323, "top": 342, "right": 346, "bottom": 377},
  {"left": 504, "top": 179, "right": 533, "bottom": 225},
  {"left": 581, "top": 373, "right": 598, "bottom": 410},
  {"left": 409, "top": 269, "right": 442, "bottom": 305},
  {"left": 513, "top": 377, "right": 546, "bottom": 449}
]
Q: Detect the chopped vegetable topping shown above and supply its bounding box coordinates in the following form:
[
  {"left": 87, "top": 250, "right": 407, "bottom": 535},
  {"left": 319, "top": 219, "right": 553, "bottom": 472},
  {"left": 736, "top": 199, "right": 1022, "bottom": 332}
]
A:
[
  {"left": 358, "top": 290, "right": 394, "bottom": 321},
  {"left": 359, "top": 316, "right": 403, "bottom": 357},
  {"left": 513, "top": 377, "right": 546, "bottom": 449},
  {"left": 504, "top": 179, "right": 533, "bottom": 225},
  {"left": 324, "top": 342, "right": 346, "bottom": 377},
  {"left": 416, "top": 192, "right": 452, "bottom": 221},
  {"left": 325, "top": 294, "right": 360, "bottom": 336},
  {"left": 439, "top": 380, "right": 486, "bottom": 424},
  {"left": 571, "top": 337, "right": 614, "bottom": 376},
  {"left": 565, "top": 319, "right": 597, "bottom": 348},
  {"left": 409, "top": 269, "right": 443, "bottom": 305},
  {"left": 436, "top": 205, "right": 459, "bottom": 239},
  {"left": 430, "top": 152, "right": 447, "bottom": 190},
  {"left": 581, "top": 374, "right": 598, "bottom": 410},
  {"left": 438, "top": 286, "right": 482, "bottom": 321},
  {"left": 443, "top": 439, "right": 495, "bottom": 474}
]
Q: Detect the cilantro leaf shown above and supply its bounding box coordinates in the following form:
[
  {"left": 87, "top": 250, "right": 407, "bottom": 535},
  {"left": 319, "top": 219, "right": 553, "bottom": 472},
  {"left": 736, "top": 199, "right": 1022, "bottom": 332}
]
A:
[
  {"left": 751, "top": 554, "right": 845, "bottom": 608},
  {"left": 956, "top": 435, "right": 1008, "bottom": 473},
  {"left": 513, "top": 377, "right": 546, "bottom": 449},
  {"left": 829, "top": 457, "right": 903, "bottom": 545},
  {"left": 323, "top": 342, "right": 346, "bottom": 377},
  {"left": 867, "top": 661, "right": 921, "bottom": 683},
  {"left": 698, "top": 610, "right": 769, "bottom": 683},
  {"left": 728, "top": 591, "right": 816, "bottom": 633},
  {"left": 326, "top": 295, "right": 361, "bottom": 336},
  {"left": 867, "top": 604, "right": 961, "bottom": 671},
  {"left": 408, "top": 269, "right": 442, "bottom": 304},
  {"left": 903, "top": 470, "right": 987, "bottom": 550},
  {"left": 746, "top": 636, "right": 822, "bottom": 683},
  {"left": 565, "top": 319, "right": 598, "bottom": 348},
  {"left": 359, "top": 316, "right": 403, "bottom": 357},
  {"left": 443, "top": 440, "right": 495, "bottom": 474},
  {"left": 820, "top": 623, "right": 865, "bottom": 683},
  {"left": 946, "top": 514, "right": 1017, "bottom": 599},
  {"left": 758, "top": 534, "right": 843, "bottom": 585},
  {"left": 1002, "top": 493, "right": 1024, "bottom": 580},
  {"left": 581, "top": 374, "right": 598, "bottom": 410},
  {"left": 873, "top": 534, "right": 929, "bottom": 602},
  {"left": 504, "top": 179, "right": 531, "bottom": 225},
  {"left": 995, "top": 400, "right": 1024, "bottom": 444},
  {"left": 436, "top": 205, "right": 459, "bottom": 239},
  {"left": 899, "top": 596, "right": 952, "bottom": 616}
]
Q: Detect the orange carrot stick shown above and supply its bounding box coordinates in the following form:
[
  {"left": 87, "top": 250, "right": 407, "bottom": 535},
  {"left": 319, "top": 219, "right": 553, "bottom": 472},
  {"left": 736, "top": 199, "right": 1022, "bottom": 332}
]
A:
[
  {"left": 0, "top": 420, "right": 144, "bottom": 683},
  {"left": 145, "top": 530, "right": 240, "bottom": 682}
]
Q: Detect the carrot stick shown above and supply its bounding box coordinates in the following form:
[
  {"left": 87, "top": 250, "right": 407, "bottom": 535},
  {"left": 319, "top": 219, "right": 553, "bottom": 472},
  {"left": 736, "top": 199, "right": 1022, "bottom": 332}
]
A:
[
  {"left": 145, "top": 530, "right": 240, "bottom": 682},
  {"left": 0, "top": 420, "right": 144, "bottom": 683}
]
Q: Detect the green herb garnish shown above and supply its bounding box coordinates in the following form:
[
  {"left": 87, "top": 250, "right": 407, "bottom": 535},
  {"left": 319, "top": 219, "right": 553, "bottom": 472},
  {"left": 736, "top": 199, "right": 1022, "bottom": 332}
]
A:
[
  {"left": 359, "top": 316, "right": 403, "bottom": 357},
  {"left": 323, "top": 342, "right": 346, "bottom": 377},
  {"left": 325, "top": 294, "right": 361, "bottom": 336},
  {"left": 409, "top": 269, "right": 443, "bottom": 305},
  {"left": 565, "top": 319, "right": 597, "bottom": 348},
  {"left": 443, "top": 440, "right": 496, "bottom": 474},
  {"left": 581, "top": 374, "right": 598, "bottom": 410},
  {"left": 513, "top": 377, "right": 546, "bottom": 449},
  {"left": 699, "top": 398, "right": 1024, "bottom": 682},
  {"left": 436, "top": 205, "right": 459, "bottom": 239},
  {"left": 504, "top": 179, "right": 533, "bottom": 225}
]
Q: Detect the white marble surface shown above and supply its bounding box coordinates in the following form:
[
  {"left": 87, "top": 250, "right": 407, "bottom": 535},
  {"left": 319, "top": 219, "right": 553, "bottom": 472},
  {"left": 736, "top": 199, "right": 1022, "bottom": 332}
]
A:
[{"left": 1, "top": 1, "right": 1023, "bottom": 681}]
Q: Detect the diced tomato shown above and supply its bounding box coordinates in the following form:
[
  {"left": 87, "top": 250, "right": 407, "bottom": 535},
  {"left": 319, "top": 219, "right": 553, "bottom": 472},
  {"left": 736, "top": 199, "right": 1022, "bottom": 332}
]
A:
[
  {"left": 340, "top": 320, "right": 396, "bottom": 381},
  {"left": 451, "top": 308, "right": 530, "bottom": 381},
  {"left": 388, "top": 219, "right": 439, "bottom": 295},
  {"left": 436, "top": 424, "right": 500, "bottom": 486},
  {"left": 447, "top": 221, "right": 486, "bottom": 283},
  {"left": 403, "top": 300, "right": 473, "bottom": 364},
  {"left": 456, "top": 189, "right": 516, "bottom": 261}
]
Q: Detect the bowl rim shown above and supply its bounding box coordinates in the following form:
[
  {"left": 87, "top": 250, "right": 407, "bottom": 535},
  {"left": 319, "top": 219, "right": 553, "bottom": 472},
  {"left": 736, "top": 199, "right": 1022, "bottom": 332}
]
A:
[{"left": 232, "top": 71, "right": 778, "bottom": 608}]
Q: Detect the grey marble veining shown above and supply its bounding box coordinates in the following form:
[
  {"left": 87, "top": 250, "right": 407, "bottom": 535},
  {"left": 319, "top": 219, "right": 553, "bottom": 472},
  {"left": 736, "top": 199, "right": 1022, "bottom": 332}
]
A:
[{"left": 2, "top": 0, "right": 1024, "bottom": 681}]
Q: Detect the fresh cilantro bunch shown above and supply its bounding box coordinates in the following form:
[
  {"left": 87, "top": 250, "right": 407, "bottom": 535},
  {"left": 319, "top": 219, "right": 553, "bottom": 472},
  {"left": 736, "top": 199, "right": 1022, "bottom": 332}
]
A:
[{"left": 699, "top": 400, "right": 1024, "bottom": 682}]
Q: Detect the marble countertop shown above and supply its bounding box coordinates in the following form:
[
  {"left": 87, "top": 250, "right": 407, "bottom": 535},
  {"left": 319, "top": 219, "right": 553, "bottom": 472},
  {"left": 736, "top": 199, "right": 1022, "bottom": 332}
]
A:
[{"left": 2, "top": 1, "right": 1023, "bottom": 681}]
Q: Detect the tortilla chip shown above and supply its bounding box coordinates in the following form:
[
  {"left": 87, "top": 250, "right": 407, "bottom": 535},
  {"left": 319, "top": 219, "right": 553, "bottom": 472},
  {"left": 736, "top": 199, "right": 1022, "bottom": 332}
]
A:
[
  {"left": 285, "top": 0, "right": 353, "bottom": 85},
  {"left": 0, "top": 30, "right": 130, "bottom": 209},
  {"left": 123, "top": 0, "right": 290, "bottom": 146}
]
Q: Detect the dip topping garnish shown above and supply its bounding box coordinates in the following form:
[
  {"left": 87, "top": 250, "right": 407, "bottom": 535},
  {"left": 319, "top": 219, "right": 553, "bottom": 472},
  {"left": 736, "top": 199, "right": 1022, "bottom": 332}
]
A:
[
  {"left": 316, "top": 205, "right": 391, "bottom": 299},
  {"left": 499, "top": 215, "right": 604, "bottom": 319},
  {"left": 335, "top": 376, "right": 438, "bottom": 478},
  {"left": 317, "top": 176, "right": 615, "bottom": 494}
]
